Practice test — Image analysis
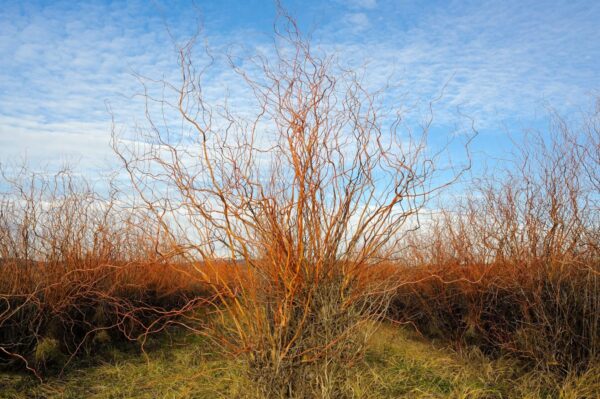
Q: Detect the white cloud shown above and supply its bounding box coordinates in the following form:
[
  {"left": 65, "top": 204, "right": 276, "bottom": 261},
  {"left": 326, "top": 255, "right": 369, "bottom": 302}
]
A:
[
  {"left": 0, "top": 0, "right": 598, "bottom": 180},
  {"left": 344, "top": 12, "right": 371, "bottom": 31},
  {"left": 319, "top": 0, "right": 600, "bottom": 128},
  {"left": 342, "top": 0, "right": 378, "bottom": 10}
]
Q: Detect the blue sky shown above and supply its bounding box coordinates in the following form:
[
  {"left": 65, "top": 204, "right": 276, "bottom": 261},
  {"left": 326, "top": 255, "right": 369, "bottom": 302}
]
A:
[{"left": 0, "top": 0, "right": 599, "bottom": 181}]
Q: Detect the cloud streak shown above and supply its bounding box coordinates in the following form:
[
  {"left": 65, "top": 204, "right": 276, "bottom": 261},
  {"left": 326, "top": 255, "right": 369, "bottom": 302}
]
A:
[{"left": 0, "top": 0, "right": 598, "bottom": 177}]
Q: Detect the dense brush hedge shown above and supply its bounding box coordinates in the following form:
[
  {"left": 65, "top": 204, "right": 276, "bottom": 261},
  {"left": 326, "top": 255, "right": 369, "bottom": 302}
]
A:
[
  {"left": 389, "top": 111, "right": 600, "bottom": 375},
  {"left": 389, "top": 261, "right": 599, "bottom": 373},
  {"left": 0, "top": 260, "right": 212, "bottom": 373},
  {"left": 0, "top": 168, "right": 214, "bottom": 374}
]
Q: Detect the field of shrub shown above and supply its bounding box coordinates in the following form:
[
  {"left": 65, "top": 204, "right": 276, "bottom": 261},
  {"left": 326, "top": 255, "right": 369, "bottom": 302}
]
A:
[{"left": 1, "top": 14, "right": 598, "bottom": 398}]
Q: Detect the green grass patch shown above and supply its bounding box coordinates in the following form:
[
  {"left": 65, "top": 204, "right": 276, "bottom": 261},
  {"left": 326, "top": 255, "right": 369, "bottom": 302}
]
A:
[{"left": 1, "top": 324, "right": 598, "bottom": 398}]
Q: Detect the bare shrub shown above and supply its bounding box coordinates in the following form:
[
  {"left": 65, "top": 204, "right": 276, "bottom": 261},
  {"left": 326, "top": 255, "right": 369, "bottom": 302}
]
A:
[
  {"left": 113, "top": 13, "right": 470, "bottom": 397},
  {"left": 389, "top": 105, "right": 600, "bottom": 373},
  {"left": 0, "top": 165, "right": 211, "bottom": 376}
]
